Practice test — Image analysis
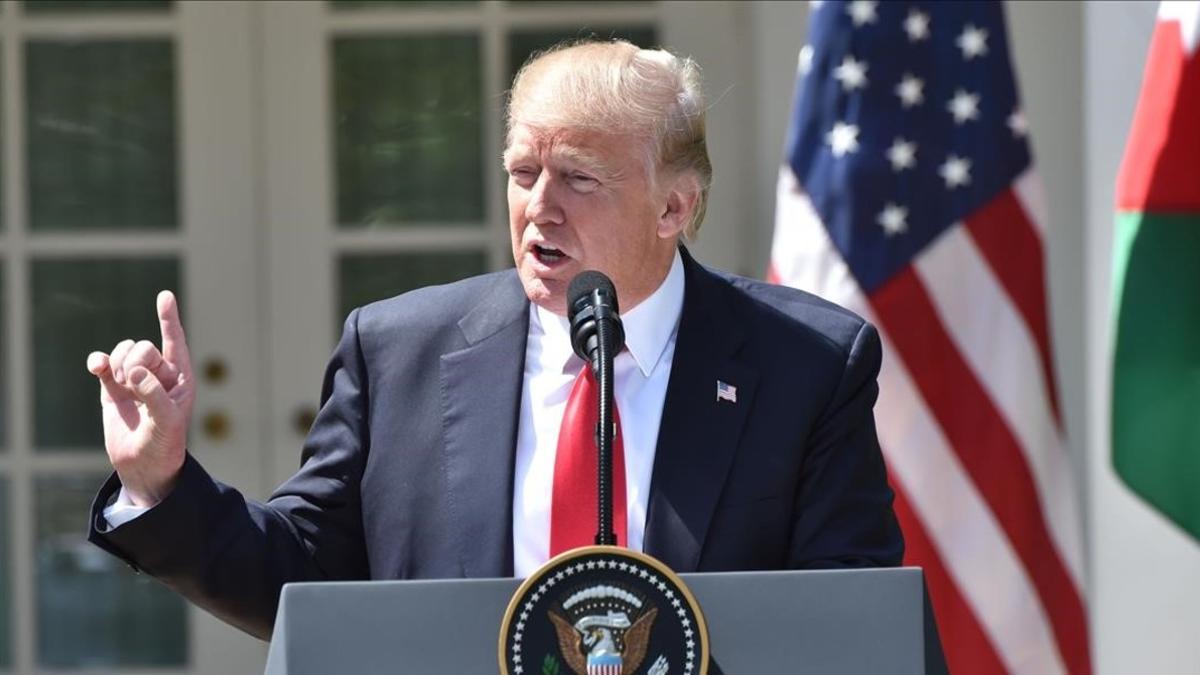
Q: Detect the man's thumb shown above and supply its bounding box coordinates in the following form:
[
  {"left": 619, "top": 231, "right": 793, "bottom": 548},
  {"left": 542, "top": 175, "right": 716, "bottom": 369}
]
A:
[{"left": 128, "top": 366, "right": 174, "bottom": 418}]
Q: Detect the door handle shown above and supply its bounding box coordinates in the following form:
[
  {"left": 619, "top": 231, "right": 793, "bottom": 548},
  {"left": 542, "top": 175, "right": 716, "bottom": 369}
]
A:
[{"left": 202, "top": 410, "right": 231, "bottom": 441}]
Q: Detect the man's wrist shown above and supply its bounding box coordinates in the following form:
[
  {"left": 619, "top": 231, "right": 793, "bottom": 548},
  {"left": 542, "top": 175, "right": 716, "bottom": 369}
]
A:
[{"left": 115, "top": 455, "right": 184, "bottom": 508}]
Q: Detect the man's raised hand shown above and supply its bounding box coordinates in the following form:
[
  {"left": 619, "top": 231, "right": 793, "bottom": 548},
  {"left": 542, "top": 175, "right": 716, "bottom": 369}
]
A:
[{"left": 86, "top": 290, "right": 195, "bottom": 508}]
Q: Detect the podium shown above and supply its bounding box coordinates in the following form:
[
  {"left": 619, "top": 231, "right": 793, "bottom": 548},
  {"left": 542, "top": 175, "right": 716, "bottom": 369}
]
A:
[{"left": 264, "top": 567, "right": 946, "bottom": 674}]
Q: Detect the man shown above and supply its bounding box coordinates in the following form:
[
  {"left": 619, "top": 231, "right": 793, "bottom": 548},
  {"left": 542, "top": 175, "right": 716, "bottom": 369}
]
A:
[{"left": 86, "top": 40, "right": 903, "bottom": 640}]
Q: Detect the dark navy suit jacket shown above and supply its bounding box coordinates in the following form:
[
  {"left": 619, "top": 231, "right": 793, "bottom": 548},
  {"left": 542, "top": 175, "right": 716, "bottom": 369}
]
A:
[{"left": 88, "top": 249, "right": 903, "bottom": 640}]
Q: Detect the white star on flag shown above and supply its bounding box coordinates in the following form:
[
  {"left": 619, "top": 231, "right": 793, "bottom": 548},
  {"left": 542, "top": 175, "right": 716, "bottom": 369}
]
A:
[
  {"left": 826, "top": 121, "right": 860, "bottom": 157},
  {"left": 948, "top": 89, "right": 981, "bottom": 124},
  {"left": 1007, "top": 108, "right": 1029, "bottom": 137},
  {"left": 957, "top": 24, "right": 989, "bottom": 59},
  {"left": 939, "top": 154, "right": 972, "bottom": 188},
  {"left": 833, "top": 55, "right": 869, "bottom": 91},
  {"left": 798, "top": 44, "right": 814, "bottom": 76},
  {"left": 877, "top": 203, "right": 908, "bottom": 235},
  {"left": 904, "top": 9, "right": 931, "bottom": 41},
  {"left": 895, "top": 73, "right": 924, "bottom": 107},
  {"left": 886, "top": 137, "right": 917, "bottom": 171},
  {"left": 846, "top": 0, "right": 878, "bottom": 27}
]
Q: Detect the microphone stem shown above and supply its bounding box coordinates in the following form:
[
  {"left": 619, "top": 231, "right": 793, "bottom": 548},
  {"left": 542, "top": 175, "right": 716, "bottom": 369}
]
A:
[{"left": 595, "top": 317, "right": 616, "bottom": 546}]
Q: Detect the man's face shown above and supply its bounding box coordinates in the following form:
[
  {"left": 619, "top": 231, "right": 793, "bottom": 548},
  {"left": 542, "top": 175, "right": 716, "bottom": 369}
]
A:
[{"left": 504, "top": 123, "right": 678, "bottom": 315}]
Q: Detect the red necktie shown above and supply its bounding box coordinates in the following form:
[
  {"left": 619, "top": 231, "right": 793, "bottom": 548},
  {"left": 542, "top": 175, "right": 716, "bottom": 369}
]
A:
[{"left": 549, "top": 366, "right": 627, "bottom": 556}]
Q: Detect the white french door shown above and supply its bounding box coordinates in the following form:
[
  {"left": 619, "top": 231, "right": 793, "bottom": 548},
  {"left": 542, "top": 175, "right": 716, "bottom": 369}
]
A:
[{"left": 0, "top": 1, "right": 266, "bottom": 673}]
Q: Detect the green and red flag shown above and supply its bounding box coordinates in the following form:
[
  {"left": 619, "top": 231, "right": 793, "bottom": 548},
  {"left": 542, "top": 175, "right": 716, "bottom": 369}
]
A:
[{"left": 1113, "top": 1, "right": 1200, "bottom": 541}]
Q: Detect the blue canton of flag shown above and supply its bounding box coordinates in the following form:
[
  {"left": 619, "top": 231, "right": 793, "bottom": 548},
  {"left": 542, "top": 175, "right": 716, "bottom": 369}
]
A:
[{"left": 789, "top": 0, "right": 1031, "bottom": 293}]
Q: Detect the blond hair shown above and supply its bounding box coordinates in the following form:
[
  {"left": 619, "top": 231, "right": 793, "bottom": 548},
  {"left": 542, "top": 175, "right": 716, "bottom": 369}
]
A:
[{"left": 506, "top": 39, "right": 712, "bottom": 238}]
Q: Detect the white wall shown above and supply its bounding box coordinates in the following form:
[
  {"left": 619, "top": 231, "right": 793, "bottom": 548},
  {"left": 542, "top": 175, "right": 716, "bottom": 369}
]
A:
[
  {"left": 736, "top": 1, "right": 1199, "bottom": 672},
  {"left": 746, "top": 0, "right": 807, "bottom": 279},
  {"left": 1007, "top": 0, "right": 1087, "bottom": 524},
  {"left": 661, "top": 1, "right": 756, "bottom": 275}
]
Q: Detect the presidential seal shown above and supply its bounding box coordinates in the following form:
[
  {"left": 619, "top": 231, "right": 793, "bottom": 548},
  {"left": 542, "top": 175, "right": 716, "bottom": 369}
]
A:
[{"left": 499, "top": 547, "right": 709, "bottom": 675}]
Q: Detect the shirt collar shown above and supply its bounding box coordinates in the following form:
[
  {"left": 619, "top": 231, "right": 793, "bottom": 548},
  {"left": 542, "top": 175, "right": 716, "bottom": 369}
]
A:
[{"left": 531, "top": 249, "right": 685, "bottom": 378}]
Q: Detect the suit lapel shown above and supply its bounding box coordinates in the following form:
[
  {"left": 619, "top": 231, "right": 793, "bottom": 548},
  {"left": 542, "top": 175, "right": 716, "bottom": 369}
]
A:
[
  {"left": 644, "top": 251, "right": 759, "bottom": 572},
  {"left": 439, "top": 273, "right": 529, "bottom": 578}
]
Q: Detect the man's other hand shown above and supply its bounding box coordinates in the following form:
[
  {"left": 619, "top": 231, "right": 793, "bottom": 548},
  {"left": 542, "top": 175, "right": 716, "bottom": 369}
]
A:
[{"left": 86, "top": 290, "right": 195, "bottom": 508}]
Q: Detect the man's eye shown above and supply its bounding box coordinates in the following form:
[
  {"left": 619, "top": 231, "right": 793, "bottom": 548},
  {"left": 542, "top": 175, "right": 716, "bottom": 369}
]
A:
[
  {"left": 568, "top": 174, "right": 599, "bottom": 190},
  {"left": 510, "top": 167, "right": 538, "bottom": 183}
]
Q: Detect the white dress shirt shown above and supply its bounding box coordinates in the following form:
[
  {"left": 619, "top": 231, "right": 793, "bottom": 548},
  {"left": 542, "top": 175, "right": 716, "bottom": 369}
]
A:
[
  {"left": 513, "top": 251, "right": 684, "bottom": 577},
  {"left": 106, "top": 251, "right": 687, "bottom": 580}
]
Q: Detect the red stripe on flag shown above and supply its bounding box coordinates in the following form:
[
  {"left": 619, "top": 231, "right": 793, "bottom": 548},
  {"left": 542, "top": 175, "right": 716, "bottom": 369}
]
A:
[
  {"left": 891, "top": 480, "right": 1007, "bottom": 675},
  {"left": 963, "top": 189, "right": 1063, "bottom": 426},
  {"left": 871, "top": 268, "right": 1092, "bottom": 675}
]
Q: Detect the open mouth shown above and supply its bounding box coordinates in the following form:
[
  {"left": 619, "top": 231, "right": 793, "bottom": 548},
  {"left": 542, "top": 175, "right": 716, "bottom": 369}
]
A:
[{"left": 533, "top": 243, "right": 569, "bottom": 265}]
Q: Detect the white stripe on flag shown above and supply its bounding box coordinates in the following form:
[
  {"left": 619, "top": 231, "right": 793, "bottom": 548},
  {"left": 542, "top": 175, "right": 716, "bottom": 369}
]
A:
[
  {"left": 875, "top": 326, "right": 1070, "bottom": 675},
  {"left": 771, "top": 170, "right": 860, "bottom": 295},
  {"left": 913, "top": 226, "right": 1086, "bottom": 590},
  {"left": 769, "top": 176, "right": 1070, "bottom": 674},
  {"left": 1014, "top": 170, "right": 1050, "bottom": 237}
]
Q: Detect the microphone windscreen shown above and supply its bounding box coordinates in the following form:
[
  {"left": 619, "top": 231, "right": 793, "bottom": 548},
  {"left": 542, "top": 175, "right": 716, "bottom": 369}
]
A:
[{"left": 567, "top": 270, "right": 618, "bottom": 321}]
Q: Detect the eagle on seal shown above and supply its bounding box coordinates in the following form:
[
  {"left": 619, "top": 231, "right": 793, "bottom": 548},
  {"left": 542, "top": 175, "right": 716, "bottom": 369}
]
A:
[{"left": 549, "top": 606, "right": 658, "bottom": 675}]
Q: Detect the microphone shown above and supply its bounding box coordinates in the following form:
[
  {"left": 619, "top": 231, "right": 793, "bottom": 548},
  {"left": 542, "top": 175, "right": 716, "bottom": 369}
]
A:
[
  {"left": 566, "top": 271, "right": 625, "bottom": 547},
  {"left": 567, "top": 271, "right": 626, "bottom": 371}
]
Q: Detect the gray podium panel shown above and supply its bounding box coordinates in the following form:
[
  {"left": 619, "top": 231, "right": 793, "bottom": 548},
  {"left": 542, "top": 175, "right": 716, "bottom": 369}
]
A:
[{"left": 265, "top": 567, "right": 945, "bottom": 674}]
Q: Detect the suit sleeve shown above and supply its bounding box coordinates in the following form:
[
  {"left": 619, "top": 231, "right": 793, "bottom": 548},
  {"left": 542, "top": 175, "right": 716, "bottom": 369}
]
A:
[
  {"left": 86, "top": 308, "right": 373, "bottom": 640},
  {"left": 788, "top": 320, "right": 905, "bottom": 568}
]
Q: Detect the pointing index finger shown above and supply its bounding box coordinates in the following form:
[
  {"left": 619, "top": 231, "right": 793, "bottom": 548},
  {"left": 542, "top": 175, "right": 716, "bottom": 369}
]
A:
[{"left": 156, "top": 290, "right": 192, "bottom": 377}]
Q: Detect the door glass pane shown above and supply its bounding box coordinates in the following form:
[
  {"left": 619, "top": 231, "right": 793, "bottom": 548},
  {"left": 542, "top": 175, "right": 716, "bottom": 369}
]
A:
[
  {"left": 23, "top": 0, "right": 172, "bottom": 12},
  {"left": 36, "top": 474, "right": 187, "bottom": 668},
  {"left": 0, "top": 479, "right": 9, "bottom": 669},
  {"left": 31, "top": 259, "right": 180, "bottom": 448},
  {"left": 338, "top": 251, "right": 487, "bottom": 328},
  {"left": 26, "top": 40, "right": 178, "bottom": 231},
  {"left": 509, "top": 26, "right": 657, "bottom": 81},
  {"left": 334, "top": 35, "right": 483, "bottom": 227}
]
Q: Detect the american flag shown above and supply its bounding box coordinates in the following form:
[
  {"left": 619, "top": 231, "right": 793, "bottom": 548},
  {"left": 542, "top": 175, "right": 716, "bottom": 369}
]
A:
[{"left": 768, "top": 2, "right": 1091, "bottom": 673}]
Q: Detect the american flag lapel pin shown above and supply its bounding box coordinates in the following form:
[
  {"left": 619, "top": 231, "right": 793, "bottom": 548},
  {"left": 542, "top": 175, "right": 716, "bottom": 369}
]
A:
[{"left": 716, "top": 380, "right": 737, "bottom": 403}]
